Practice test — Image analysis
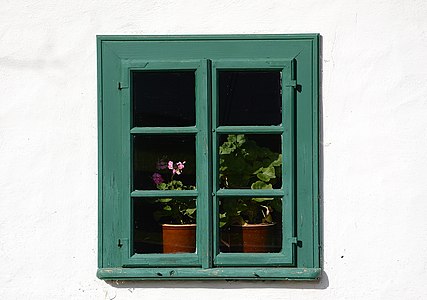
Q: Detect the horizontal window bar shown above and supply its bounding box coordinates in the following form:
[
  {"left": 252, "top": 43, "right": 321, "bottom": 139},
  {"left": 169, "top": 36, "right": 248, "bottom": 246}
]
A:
[
  {"left": 131, "top": 190, "right": 198, "bottom": 197},
  {"left": 214, "top": 253, "right": 291, "bottom": 267},
  {"left": 97, "top": 267, "right": 321, "bottom": 280},
  {"left": 216, "top": 189, "right": 284, "bottom": 197},
  {"left": 212, "top": 59, "right": 290, "bottom": 69},
  {"left": 126, "top": 253, "right": 200, "bottom": 267},
  {"left": 215, "top": 126, "right": 284, "bottom": 134},
  {"left": 130, "top": 127, "right": 198, "bottom": 134}
]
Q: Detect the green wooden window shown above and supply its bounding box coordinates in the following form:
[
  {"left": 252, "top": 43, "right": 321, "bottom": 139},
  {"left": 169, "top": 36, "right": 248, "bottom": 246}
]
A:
[{"left": 97, "top": 35, "right": 320, "bottom": 280}]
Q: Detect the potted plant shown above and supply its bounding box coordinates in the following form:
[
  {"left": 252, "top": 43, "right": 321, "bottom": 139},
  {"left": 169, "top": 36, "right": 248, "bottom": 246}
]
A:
[
  {"left": 151, "top": 159, "right": 196, "bottom": 253},
  {"left": 219, "top": 134, "right": 282, "bottom": 253}
]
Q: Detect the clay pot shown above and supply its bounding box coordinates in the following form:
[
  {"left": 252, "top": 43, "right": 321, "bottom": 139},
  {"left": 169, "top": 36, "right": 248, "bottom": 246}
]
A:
[
  {"left": 162, "top": 224, "right": 196, "bottom": 253},
  {"left": 229, "top": 223, "right": 276, "bottom": 253}
]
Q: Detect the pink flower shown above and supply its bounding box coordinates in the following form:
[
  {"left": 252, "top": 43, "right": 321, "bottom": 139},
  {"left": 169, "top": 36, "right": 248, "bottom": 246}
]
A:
[
  {"left": 177, "top": 161, "right": 186, "bottom": 170},
  {"left": 168, "top": 161, "right": 174, "bottom": 170}
]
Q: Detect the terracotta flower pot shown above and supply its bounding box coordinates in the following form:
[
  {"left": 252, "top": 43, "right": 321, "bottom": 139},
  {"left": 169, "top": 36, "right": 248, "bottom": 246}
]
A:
[
  {"left": 162, "top": 224, "right": 196, "bottom": 253},
  {"left": 229, "top": 223, "right": 276, "bottom": 253}
]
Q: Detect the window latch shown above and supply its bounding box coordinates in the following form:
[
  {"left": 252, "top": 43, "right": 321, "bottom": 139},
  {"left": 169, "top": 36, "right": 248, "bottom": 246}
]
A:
[
  {"left": 118, "top": 82, "right": 129, "bottom": 90},
  {"left": 285, "top": 80, "right": 297, "bottom": 88},
  {"left": 289, "top": 237, "right": 302, "bottom": 247}
]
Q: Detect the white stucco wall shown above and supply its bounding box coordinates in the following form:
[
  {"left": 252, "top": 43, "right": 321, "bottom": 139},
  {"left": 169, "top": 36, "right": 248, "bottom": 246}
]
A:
[{"left": 1, "top": 0, "right": 427, "bottom": 299}]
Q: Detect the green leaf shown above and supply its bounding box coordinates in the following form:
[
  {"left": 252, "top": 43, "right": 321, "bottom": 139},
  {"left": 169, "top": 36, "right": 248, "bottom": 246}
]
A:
[
  {"left": 252, "top": 197, "right": 274, "bottom": 202},
  {"left": 185, "top": 208, "right": 196, "bottom": 215},
  {"left": 264, "top": 214, "right": 273, "bottom": 223},
  {"left": 263, "top": 166, "right": 276, "bottom": 178},
  {"left": 270, "top": 154, "right": 282, "bottom": 167},
  {"left": 236, "top": 134, "right": 245, "bottom": 144},
  {"left": 256, "top": 172, "right": 271, "bottom": 182},
  {"left": 157, "top": 198, "right": 172, "bottom": 203},
  {"left": 157, "top": 183, "right": 167, "bottom": 190},
  {"left": 220, "top": 144, "right": 234, "bottom": 154},
  {"left": 228, "top": 135, "right": 237, "bottom": 143},
  {"left": 251, "top": 181, "right": 272, "bottom": 189}
]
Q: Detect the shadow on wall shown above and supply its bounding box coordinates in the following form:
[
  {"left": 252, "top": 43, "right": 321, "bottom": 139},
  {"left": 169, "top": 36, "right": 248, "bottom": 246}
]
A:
[
  {"left": 105, "top": 35, "right": 327, "bottom": 291},
  {"left": 105, "top": 270, "right": 328, "bottom": 290}
]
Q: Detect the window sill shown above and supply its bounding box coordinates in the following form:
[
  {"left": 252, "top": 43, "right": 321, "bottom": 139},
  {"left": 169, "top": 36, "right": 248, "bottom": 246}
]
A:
[{"left": 97, "top": 267, "right": 321, "bottom": 281}]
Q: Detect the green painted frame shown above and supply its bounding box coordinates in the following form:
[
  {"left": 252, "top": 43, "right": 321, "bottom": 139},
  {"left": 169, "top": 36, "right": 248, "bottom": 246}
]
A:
[{"left": 97, "top": 34, "right": 320, "bottom": 280}]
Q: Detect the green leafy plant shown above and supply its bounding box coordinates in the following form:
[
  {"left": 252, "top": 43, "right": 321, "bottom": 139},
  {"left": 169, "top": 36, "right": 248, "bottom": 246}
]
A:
[
  {"left": 152, "top": 159, "right": 196, "bottom": 225},
  {"left": 219, "top": 134, "right": 282, "bottom": 227}
]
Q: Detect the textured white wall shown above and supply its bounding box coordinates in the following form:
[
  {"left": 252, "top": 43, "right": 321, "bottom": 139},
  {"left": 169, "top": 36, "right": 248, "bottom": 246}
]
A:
[{"left": 1, "top": 0, "right": 427, "bottom": 299}]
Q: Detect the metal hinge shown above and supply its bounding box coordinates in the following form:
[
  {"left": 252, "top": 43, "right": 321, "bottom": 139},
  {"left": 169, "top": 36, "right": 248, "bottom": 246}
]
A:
[{"left": 118, "top": 82, "right": 128, "bottom": 90}]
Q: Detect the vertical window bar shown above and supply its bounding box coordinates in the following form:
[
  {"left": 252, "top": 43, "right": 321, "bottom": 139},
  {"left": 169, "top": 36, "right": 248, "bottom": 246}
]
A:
[
  {"left": 122, "top": 64, "right": 132, "bottom": 264},
  {"left": 282, "top": 60, "right": 296, "bottom": 262},
  {"left": 196, "top": 59, "right": 213, "bottom": 268},
  {"left": 211, "top": 62, "right": 220, "bottom": 260}
]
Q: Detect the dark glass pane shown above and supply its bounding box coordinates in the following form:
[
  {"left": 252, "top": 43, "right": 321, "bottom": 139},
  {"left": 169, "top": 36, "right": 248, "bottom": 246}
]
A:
[
  {"left": 218, "top": 71, "right": 282, "bottom": 126},
  {"left": 133, "top": 135, "right": 196, "bottom": 190},
  {"left": 133, "top": 198, "right": 196, "bottom": 254},
  {"left": 219, "top": 197, "right": 282, "bottom": 253},
  {"left": 133, "top": 71, "right": 196, "bottom": 127},
  {"left": 218, "top": 134, "right": 282, "bottom": 189}
]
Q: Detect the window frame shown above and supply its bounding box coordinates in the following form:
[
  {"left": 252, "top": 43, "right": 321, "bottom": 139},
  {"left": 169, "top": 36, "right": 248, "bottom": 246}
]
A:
[{"left": 97, "top": 34, "right": 320, "bottom": 280}]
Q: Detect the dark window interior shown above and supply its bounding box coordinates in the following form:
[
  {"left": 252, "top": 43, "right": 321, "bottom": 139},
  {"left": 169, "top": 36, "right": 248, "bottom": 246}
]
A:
[
  {"left": 219, "top": 71, "right": 282, "bottom": 126},
  {"left": 133, "top": 71, "right": 196, "bottom": 127}
]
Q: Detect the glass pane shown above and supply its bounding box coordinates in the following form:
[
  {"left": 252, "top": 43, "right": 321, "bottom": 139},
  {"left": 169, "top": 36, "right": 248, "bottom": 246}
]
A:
[
  {"left": 218, "top": 71, "right": 282, "bottom": 126},
  {"left": 133, "top": 135, "right": 196, "bottom": 190},
  {"left": 219, "top": 134, "right": 282, "bottom": 189},
  {"left": 133, "top": 198, "right": 197, "bottom": 254},
  {"left": 219, "top": 197, "right": 282, "bottom": 253},
  {"left": 133, "top": 71, "right": 196, "bottom": 127}
]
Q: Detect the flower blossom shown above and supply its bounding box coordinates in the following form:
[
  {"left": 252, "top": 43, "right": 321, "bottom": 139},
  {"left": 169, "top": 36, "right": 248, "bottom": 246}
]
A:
[
  {"left": 174, "top": 161, "right": 186, "bottom": 175},
  {"left": 167, "top": 160, "right": 186, "bottom": 175},
  {"left": 156, "top": 159, "right": 167, "bottom": 170},
  {"left": 152, "top": 173, "right": 164, "bottom": 185},
  {"left": 177, "top": 161, "right": 186, "bottom": 170}
]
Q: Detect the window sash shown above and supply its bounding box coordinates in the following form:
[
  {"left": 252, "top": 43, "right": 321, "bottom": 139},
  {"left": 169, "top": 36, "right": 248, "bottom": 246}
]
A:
[
  {"left": 120, "top": 59, "right": 211, "bottom": 267},
  {"left": 211, "top": 59, "right": 296, "bottom": 266}
]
